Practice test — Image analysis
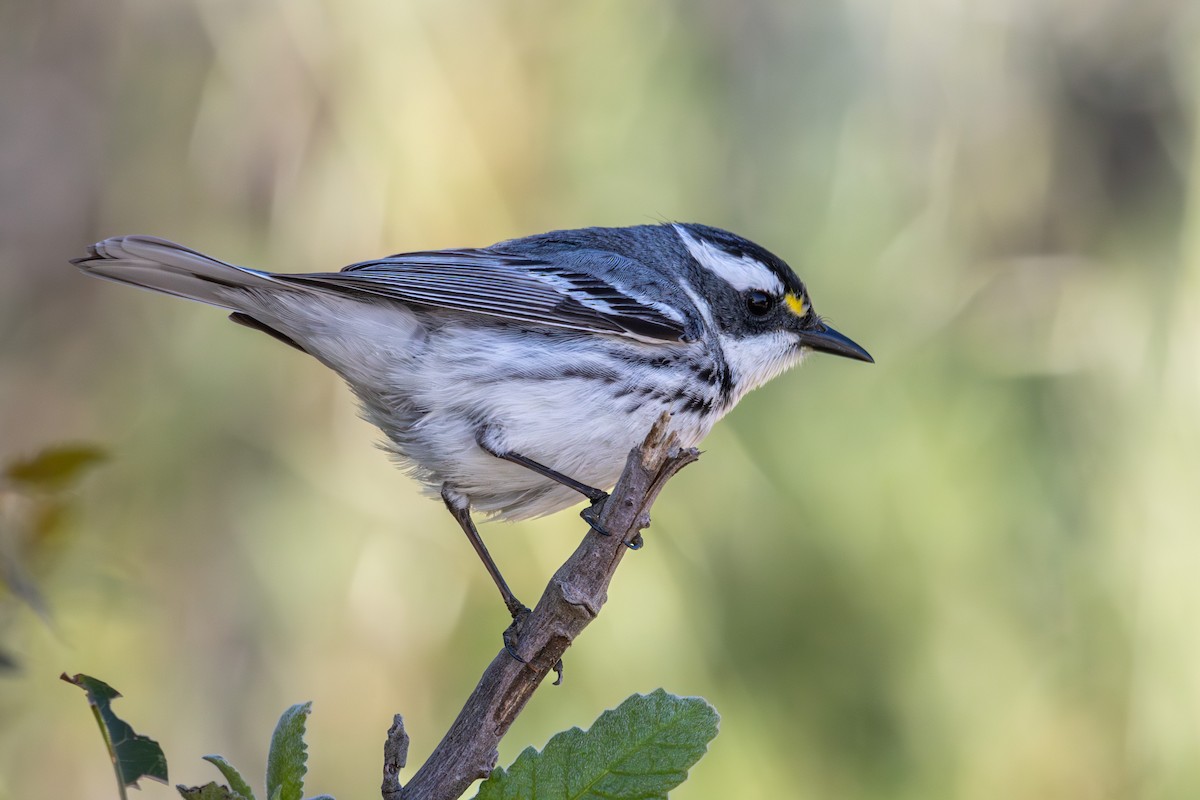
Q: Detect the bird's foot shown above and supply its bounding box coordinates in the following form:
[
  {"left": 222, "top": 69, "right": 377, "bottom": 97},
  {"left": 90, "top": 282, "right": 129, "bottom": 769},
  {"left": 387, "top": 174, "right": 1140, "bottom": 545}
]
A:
[
  {"left": 502, "top": 606, "right": 566, "bottom": 685},
  {"left": 579, "top": 494, "right": 611, "bottom": 536},
  {"left": 502, "top": 604, "right": 532, "bottom": 662},
  {"left": 580, "top": 495, "right": 644, "bottom": 549}
]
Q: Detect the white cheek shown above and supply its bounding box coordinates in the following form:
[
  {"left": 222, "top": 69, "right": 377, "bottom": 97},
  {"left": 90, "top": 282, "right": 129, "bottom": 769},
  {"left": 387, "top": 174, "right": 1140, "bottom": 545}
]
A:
[{"left": 720, "top": 331, "right": 803, "bottom": 399}]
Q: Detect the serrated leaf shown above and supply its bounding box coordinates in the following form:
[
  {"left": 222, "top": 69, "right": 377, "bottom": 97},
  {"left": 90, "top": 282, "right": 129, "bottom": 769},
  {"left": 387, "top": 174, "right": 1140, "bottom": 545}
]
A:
[
  {"left": 62, "top": 673, "right": 169, "bottom": 797},
  {"left": 5, "top": 445, "right": 107, "bottom": 491},
  {"left": 178, "top": 782, "right": 243, "bottom": 800},
  {"left": 266, "top": 702, "right": 312, "bottom": 800},
  {"left": 474, "top": 689, "right": 719, "bottom": 800},
  {"left": 203, "top": 755, "right": 256, "bottom": 800}
]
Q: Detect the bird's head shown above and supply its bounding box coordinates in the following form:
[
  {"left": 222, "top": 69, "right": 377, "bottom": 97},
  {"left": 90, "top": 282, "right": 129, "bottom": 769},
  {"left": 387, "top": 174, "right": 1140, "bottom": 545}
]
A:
[{"left": 672, "top": 223, "right": 872, "bottom": 393}]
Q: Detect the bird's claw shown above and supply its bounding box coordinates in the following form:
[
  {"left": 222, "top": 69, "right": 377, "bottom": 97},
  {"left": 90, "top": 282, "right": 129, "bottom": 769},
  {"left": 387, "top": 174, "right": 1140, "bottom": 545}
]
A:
[
  {"left": 503, "top": 607, "right": 566, "bottom": 685},
  {"left": 579, "top": 496, "right": 611, "bottom": 537},
  {"left": 552, "top": 658, "right": 564, "bottom": 686},
  {"left": 581, "top": 497, "right": 644, "bottom": 549},
  {"left": 502, "top": 605, "right": 532, "bottom": 663}
]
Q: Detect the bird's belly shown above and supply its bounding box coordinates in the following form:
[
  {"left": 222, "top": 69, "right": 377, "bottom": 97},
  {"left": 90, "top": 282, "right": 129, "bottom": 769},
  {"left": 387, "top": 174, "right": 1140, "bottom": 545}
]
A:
[
  {"left": 357, "top": 325, "right": 723, "bottom": 520},
  {"left": 441, "top": 376, "right": 696, "bottom": 519},
  {"left": 383, "top": 377, "right": 713, "bottom": 520}
]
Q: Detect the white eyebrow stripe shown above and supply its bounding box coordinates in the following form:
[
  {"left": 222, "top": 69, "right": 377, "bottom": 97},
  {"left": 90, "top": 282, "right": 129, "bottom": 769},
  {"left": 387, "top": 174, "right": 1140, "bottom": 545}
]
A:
[{"left": 674, "top": 225, "right": 784, "bottom": 295}]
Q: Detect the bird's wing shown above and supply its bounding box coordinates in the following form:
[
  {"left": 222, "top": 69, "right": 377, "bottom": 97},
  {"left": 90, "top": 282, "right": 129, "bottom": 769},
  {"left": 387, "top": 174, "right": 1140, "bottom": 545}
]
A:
[{"left": 273, "top": 248, "right": 689, "bottom": 343}]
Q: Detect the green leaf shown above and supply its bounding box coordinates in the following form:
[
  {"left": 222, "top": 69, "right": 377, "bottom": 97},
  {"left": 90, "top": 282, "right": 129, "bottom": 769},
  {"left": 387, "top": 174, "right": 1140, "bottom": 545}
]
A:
[
  {"left": 473, "top": 689, "right": 719, "bottom": 800},
  {"left": 62, "top": 673, "right": 169, "bottom": 798},
  {"left": 178, "top": 782, "right": 243, "bottom": 800},
  {"left": 266, "top": 702, "right": 312, "bottom": 800},
  {"left": 4, "top": 445, "right": 107, "bottom": 491},
  {"left": 203, "top": 755, "right": 256, "bottom": 800}
]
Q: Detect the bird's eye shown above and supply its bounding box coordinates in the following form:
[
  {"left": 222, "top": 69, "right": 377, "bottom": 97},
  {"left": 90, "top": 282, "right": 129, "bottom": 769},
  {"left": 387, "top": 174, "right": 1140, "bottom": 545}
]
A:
[{"left": 745, "top": 290, "right": 773, "bottom": 316}]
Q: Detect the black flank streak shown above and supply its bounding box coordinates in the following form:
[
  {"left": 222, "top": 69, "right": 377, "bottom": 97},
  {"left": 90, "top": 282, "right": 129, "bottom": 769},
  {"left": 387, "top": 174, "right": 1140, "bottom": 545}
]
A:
[
  {"left": 558, "top": 366, "right": 619, "bottom": 384},
  {"left": 681, "top": 394, "right": 713, "bottom": 415},
  {"left": 716, "top": 362, "right": 734, "bottom": 404}
]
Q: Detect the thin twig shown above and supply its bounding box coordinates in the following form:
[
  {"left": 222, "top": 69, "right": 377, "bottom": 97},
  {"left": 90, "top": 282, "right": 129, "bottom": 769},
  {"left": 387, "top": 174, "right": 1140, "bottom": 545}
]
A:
[
  {"left": 391, "top": 414, "right": 699, "bottom": 800},
  {"left": 381, "top": 714, "right": 409, "bottom": 800}
]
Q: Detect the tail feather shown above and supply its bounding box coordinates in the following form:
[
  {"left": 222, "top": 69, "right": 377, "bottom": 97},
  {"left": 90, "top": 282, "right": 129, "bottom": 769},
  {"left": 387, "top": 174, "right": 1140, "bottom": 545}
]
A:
[{"left": 72, "top": 235, "right": 279, "bottom": 310}]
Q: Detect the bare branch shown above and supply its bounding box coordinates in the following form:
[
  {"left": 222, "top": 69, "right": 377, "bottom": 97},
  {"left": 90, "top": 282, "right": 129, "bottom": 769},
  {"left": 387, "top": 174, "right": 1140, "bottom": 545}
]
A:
[{"left": 393, "top": 414, "right": 699, "bottom": 800}]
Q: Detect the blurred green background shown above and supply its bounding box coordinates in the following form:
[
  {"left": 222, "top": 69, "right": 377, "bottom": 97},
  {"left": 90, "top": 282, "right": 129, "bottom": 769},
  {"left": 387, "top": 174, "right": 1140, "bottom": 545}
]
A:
[{"left": 3, "top": 1, "right": 1200, "bottom": 798}]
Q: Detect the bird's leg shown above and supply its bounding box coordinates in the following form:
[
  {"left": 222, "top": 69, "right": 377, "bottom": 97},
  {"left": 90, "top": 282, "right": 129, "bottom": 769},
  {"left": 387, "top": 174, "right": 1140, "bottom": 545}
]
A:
[
  {"left": 440, "top": 485, "right": 530, "bottom": 661},
  {"left": 476, "top": 438, "right": 607, "bottom": 502},
  {"left": 475, "top": 430, "right": 614, "bottom": 538}
]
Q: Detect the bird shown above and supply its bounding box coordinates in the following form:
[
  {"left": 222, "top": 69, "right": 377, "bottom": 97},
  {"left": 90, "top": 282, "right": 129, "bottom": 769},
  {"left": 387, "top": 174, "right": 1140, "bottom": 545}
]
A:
[{"left": 73, "top": 222, "right": 872, "bottom": 630}]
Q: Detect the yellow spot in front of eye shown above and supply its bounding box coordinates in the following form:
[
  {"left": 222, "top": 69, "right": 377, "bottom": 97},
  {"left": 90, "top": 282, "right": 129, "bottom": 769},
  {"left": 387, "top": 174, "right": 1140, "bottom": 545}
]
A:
[{"left": 785, "top": 292, "right": 807, "bottom": 317}]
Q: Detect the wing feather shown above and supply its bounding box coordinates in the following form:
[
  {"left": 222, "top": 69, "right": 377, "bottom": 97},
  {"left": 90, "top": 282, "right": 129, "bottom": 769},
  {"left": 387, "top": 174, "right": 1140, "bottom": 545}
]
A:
[{"left": 273, "top": 249, "right": 688, "bottom": 342}]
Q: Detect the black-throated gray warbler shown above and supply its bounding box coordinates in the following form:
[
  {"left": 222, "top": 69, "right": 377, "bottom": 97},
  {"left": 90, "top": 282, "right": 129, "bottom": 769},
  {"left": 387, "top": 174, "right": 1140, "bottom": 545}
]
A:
[{"left": 74, "top": 223, "right": 871, "bottom": 623}]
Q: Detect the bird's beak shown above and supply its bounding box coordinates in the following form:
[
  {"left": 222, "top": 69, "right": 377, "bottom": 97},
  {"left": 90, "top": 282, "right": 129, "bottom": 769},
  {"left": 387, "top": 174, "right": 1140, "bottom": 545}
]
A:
[{"left": 798, "top": 323, "right": 874, "bottom": 363}]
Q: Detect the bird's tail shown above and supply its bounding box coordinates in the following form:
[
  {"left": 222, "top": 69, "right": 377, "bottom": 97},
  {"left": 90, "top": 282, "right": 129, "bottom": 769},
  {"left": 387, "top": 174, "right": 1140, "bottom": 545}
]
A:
[{"left": 71, "top": 235, "right": 279, "bottom": 310}]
